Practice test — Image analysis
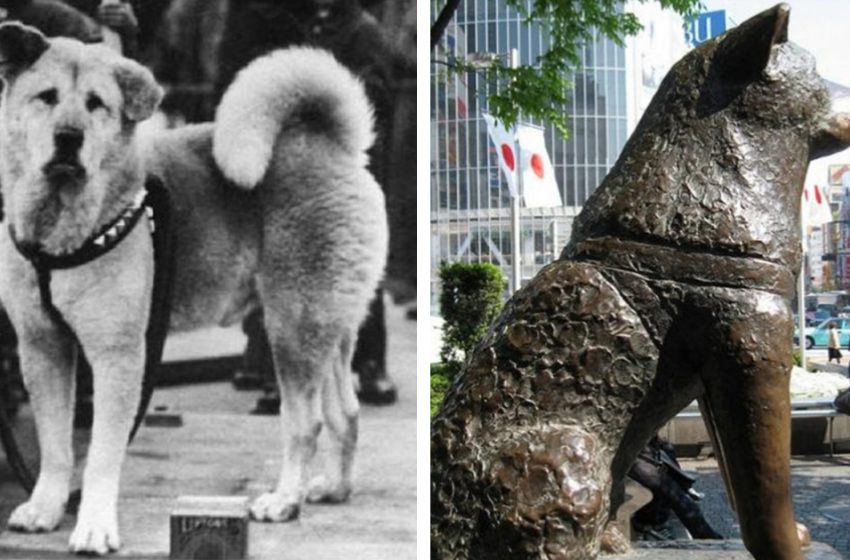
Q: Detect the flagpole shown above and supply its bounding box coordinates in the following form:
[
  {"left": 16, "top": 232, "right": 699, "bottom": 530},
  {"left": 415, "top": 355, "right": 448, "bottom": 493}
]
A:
[
  {"left": 799, "top": 204, "right": 807, "bottom": 370},
  {"left": 510, "top": 47, "right": 522, "bottom": 294}
]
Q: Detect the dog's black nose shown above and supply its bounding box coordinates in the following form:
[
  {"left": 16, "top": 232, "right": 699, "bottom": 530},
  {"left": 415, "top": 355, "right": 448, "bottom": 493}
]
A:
[{"left": 54, "top": 127, "right": 84, "bottom": 155}]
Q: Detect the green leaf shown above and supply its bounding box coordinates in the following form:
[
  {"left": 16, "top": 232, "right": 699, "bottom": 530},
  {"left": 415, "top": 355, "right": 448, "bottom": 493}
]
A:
[{"left": 436, "top": 0, "right": 704, "bottom": 135}]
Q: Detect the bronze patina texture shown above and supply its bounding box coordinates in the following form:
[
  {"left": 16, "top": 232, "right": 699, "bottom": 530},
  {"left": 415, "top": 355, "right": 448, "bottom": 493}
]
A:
[{"left": 431, "top": 4, "right": 850, "bottom": 559}]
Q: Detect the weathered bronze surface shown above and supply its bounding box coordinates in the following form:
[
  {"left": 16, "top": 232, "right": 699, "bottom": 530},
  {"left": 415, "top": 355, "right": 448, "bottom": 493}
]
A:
[{"left": 431, "top": 5, "right": 850, "bottom": 559}]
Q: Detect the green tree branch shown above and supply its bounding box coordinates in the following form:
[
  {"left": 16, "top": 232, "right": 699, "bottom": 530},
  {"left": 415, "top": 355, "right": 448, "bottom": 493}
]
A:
[{"left": 431, "top": 0, "right": 704, "bottom": 135}]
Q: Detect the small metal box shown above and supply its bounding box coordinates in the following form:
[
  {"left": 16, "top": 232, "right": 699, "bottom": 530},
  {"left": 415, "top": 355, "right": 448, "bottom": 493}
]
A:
[{"left": 170, "top": 496, "right": 249, "bottom": 560}]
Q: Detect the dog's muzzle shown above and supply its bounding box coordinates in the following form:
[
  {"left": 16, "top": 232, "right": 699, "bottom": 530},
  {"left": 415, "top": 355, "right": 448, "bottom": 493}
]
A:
[
  {"left": 43, "top": 159, "right": 85, "bottom": 182},
  {"left": 43, "top": 127, "right": 86, "bottom": 182},
  {"left": 811, "top": 112, "right": 850, "bottom": 160}
]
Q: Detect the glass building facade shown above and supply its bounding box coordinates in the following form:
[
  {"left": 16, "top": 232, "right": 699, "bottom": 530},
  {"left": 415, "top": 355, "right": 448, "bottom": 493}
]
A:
[{"left": 430, "top": 0, "right": 630, "bottom": 312}]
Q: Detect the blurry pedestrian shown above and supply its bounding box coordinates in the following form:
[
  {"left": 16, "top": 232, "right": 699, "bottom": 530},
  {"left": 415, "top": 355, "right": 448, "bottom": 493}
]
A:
[
  {"left": 0, "top": 0, "right": 101, "bottom": 42},
  {"left": 828, "top": 322, "right": 842, "bottom": 364},
  {"left": 630, "top": 435, "right": 722, "bottom": 541},
  {"left": 147, "top": 0, "right": 228, "bottom": 123}
]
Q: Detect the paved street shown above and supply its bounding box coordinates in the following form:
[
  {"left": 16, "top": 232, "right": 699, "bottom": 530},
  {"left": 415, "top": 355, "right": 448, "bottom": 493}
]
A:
[
  {"left": 0, "top": 302, "right": 416, "bottom": 559},
  {"left": 658, "top": 349, "right": 850, "bottom": 558},
  {"left": 680, "top": 455, "right": 850, "bottom": 558}
]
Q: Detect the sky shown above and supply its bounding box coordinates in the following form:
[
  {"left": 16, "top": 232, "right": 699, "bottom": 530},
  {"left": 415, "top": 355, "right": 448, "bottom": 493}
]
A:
[{"left": 704, "top": 0, "right": 850, "bottom": 87}]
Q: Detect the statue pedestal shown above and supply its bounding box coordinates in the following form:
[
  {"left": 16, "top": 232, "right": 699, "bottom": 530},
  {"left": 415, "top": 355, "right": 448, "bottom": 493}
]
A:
[{"left": 609, "top": 541, "right": 841, "bottom": 559}]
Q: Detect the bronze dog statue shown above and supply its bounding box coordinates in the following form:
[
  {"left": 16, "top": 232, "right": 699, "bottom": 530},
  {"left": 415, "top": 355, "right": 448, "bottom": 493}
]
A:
[{"left": 431, "top": 5, "right": 850, "bottom": 559}]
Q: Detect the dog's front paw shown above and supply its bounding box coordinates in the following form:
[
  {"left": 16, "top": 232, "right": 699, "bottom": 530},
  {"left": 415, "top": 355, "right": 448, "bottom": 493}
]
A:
[
  {"left": 8, "top": 498, "right": 65, "bottom": 532},
  {"left": 250, "top": 492, "right": 300, "bottom": 522},
  {"left": 306, "top": 475, "right": 351, "bottom": 504},
  {"left": 68, "top": 507, "right": 120, "bottom": 555}
]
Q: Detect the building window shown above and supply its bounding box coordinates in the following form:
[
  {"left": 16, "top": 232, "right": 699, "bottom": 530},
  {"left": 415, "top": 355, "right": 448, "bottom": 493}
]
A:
[{"left": 431, "top": 0, "right": 630, "bottom": 312}]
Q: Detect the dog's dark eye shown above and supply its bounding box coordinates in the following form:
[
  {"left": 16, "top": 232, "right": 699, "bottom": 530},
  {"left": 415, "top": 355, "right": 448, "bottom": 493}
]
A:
[
  {"left": 35, "top": 88, "right": 58, "bottom": 106},
  {"left": 86, "top": 93, "right": 105, "bottom": 112}
]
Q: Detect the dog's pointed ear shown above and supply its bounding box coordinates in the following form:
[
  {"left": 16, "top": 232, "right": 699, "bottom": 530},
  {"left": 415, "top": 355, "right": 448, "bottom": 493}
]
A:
[
  {"left": 114, "top": 59, "right": 163, "bottom": 122},
  {"left": 713, "top": 3, "right": 790, "bottom": 84},
  {"left": 0, "top": 23, "right": 49, "bottom": 81}
]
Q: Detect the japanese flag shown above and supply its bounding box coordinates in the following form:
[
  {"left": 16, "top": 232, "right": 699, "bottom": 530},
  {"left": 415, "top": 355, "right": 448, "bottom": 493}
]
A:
[
  {"left": 517, "top": 125, "right": 562, "bottom": 208},
  {"left": 483, "top": 113, "right": 518, "bottom": 198},
  {"left": 803, "top": 184, "right": 833, "bottom": 227}
]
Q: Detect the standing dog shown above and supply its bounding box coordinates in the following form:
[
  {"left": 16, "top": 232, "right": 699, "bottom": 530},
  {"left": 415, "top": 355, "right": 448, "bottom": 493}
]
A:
[
  {"left": 0, "top": 23, "right": 387, "bottom": 554},
  {"left": 432, "top": 5, "right": 850, "bottom": 559}
]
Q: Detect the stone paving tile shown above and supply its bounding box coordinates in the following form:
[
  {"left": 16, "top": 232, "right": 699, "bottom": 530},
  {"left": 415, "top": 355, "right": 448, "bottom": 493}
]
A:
[
  {"left": 606, "top": 541, "right": 842, "bottom": 559},
  {"left": 680, "top": 456, "right": 850, "bottom": 558}
]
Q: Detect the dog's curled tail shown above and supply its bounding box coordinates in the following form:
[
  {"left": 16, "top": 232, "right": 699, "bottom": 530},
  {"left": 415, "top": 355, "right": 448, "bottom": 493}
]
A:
[{"left": 212, "top": 47, "right": 375, "bottom": 189}]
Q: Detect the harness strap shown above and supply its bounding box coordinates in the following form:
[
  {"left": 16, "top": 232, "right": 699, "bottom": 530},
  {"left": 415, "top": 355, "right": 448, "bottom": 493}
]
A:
[
  {"left": 132, "top": 174, "right": 174, "bottom": 440},
  {"left": 566, "top": 236, "right": 795, "bottom": 295},
  {"left": 10, "top": 188, "right": 148, "bottom": 271}
]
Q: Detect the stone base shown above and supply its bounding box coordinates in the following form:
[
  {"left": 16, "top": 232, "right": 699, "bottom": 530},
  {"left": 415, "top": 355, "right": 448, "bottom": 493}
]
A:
[{"left": 604, "top": 540, "right": 841, "bottom": 559}]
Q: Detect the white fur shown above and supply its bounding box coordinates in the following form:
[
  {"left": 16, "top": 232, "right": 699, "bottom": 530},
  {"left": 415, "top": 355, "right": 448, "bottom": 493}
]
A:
[
  {"left": 213, "top": 47, "right": 375, "bottom": 189},
  {"left": 0, "top": 29, "right": 387, "bottom": 555}
]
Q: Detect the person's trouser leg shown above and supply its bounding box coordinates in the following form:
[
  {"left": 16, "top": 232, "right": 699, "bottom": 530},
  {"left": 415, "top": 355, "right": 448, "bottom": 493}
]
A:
[{"left": 352, "top": 288, "right": 396, "bottom": 405}]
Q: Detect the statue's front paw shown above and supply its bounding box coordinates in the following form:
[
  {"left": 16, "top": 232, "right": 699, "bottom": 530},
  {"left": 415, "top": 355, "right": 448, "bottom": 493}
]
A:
[
  {"left": 600, "top": 521, "right": 630, "bottom": 554},
  {"left": 250, "top": 492, "right": 300, "bottom": 522},
  {"left": 797, "top": 521, "right": 811, "bottom": 547},
  {"left": 68, "top": 505, "right": 120, "bottom": 555},
  {"left": 8, "top": 498, "right": 65, "bottom": 533}
]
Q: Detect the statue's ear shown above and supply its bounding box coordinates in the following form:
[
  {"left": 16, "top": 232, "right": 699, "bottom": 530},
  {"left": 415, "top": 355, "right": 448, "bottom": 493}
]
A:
[
  {"left": 113, "top": 58, "right": 163, "bottom": 122},
  {"left": 713, "top": 3, "right": 790, "bottom": 85},
  {"left": 0, "top": 22, "right": 49, "bottom": 82}
]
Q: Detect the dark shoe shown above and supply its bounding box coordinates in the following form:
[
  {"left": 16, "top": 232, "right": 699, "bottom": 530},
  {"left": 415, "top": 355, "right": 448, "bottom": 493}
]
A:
[
  {"left": 251, "top": 389, "right": 281, "bottom": 415},
  {"left": 357, "top": 378, "right": 398, "bottom": 406}
]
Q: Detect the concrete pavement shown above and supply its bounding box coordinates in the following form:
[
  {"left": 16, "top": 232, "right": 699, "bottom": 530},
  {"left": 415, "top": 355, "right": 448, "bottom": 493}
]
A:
[
  {"left": 679, "top": 455, "right": 850, "bottom": 558},
  {"left": 0, "top": 302, "right": 416, "bottom": 559}
]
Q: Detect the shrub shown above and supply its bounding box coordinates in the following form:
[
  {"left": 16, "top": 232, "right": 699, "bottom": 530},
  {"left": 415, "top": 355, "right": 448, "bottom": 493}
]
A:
[
  {"left": 430, "top": 363, "right": 452, "bottom": 418},
  {"left": 438, "top": 262, "right": 504, "bottom": 375}
]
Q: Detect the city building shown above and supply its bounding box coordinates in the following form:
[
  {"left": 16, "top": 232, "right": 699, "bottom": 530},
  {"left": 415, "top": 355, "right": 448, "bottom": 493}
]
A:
[
  {"left": 810, "top": 81, "right": 850, "bottom": 291},
  {"left": 430, "top": 1, "right": 690, "bottom": 312}
]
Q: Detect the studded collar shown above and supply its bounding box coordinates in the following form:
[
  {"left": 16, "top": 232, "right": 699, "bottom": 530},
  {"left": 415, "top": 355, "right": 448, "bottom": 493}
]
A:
[{"left": 9, "top": 187, "right": 152, "bottom": 271}]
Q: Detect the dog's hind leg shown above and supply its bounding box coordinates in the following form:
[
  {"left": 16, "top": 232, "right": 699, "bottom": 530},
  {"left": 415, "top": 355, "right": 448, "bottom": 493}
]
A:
[
  {"left": 694, "top": 290, "right": 803, "bottom": 560},
  {"left": 7, "top": 323, "right": 77, "bottom": 533},
  {"left": 250, "top": 308, "right": 335, "bottom": 522},
  {"left": 307, "top": 330, "right": 359, "bottom": 504}
]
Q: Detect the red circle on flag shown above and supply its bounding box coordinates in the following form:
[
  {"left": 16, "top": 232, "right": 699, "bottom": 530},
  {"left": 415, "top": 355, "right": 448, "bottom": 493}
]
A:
[
  {"left": 501, "top": 144, "right": 515, "bottom": 171},
  {"left": 531, "top": 154, "right": 545, "bottom": 178}
]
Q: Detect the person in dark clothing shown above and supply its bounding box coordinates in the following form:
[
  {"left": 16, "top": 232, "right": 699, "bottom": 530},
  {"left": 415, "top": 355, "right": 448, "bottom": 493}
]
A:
[
  {"left": 0, "top": 0, "right": 169, "bottom": 60},
  {"left": 0, "top": 0, "right": 101, "bottom": 42},
  {"left": 219, "top": 0, "right": 401, "bottom": 407},
  {"left": 629, "top": 435, "right": 722, "bottom": 541},
  {"left": 63, "top": 0, "right": 169, "bottom": 60},
  {"left": 146, "top": 0, "right": 227, "bottom": 123}
]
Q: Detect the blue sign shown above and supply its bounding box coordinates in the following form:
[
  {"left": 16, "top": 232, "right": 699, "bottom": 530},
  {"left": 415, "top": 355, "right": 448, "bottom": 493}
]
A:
[{"left": 685, "top": 10, "right": 726, "bottom": 47}]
